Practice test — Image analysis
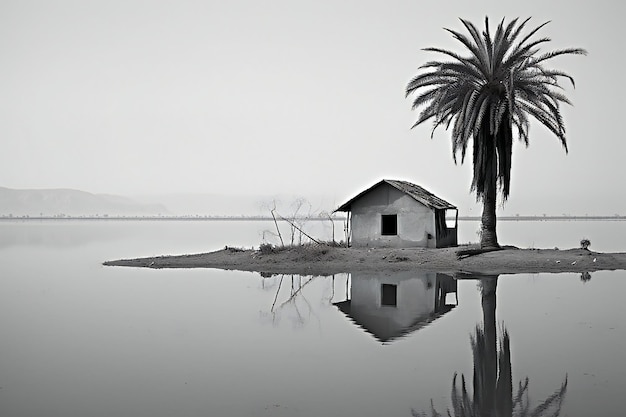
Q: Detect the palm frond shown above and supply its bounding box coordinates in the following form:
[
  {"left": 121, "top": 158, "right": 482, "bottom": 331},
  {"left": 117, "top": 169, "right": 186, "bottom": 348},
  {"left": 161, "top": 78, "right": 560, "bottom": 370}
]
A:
[
  {"left": 443, "top": 27, "right": 490, "bottom": 78},
  {"left": 533, "top": 48, "right": 588, "bottom": 65},
  {"left": 504, "top": 37, "right": 552, "bottom": 69},
  {"left": 421, "top": 47, "right": 482, "bottom": 70},
  {"left": 492, "top": 18, "right": 520, "bottom": 65},
  {"left": 510, "top": 20, "right": 551, "bottom": 57},
  {"left": 507, "top": 16, "right": 533, "bottom": 47}
]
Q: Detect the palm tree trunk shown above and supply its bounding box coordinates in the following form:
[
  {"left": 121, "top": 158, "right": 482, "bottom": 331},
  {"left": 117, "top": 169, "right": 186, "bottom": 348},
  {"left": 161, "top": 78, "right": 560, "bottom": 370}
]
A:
[
  {"left": 480, "top": 144, "right": 499, "bottom": 249},
  {"left": 475, "top": 120, "right": 500, "bottom": 250},
  {"left": 480, "top": 182, "right": 499, "bottom": 249}
]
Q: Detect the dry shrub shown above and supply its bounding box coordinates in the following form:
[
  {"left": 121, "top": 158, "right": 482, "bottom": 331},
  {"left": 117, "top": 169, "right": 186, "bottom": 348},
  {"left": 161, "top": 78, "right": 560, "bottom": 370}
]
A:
[{"left": 259, "top": 243, "right": 275, "bottom": 255}]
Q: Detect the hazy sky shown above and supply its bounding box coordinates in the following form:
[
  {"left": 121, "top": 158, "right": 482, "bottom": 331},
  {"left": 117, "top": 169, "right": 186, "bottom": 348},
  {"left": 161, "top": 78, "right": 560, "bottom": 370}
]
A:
[{"left": 0, "top": 0, "right": 622, "bottom": 215}]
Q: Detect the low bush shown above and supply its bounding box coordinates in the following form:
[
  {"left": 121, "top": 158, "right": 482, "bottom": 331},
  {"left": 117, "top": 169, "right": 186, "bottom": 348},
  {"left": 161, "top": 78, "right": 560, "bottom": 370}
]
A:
[
  {"left": 580, "top": 238, "right": 591, "bottom": 250},
  {"left": 258, "top": 242, "right": 275, "bottom": 255},
  {"left": 224, "top": 245, "right": 244, "bottom": 252}
]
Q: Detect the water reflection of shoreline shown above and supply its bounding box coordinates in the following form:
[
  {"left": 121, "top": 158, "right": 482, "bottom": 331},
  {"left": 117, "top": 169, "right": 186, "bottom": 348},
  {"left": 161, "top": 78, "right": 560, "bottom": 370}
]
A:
[{"left": 333, "top": 272, "right": 458, "bottom": 343}]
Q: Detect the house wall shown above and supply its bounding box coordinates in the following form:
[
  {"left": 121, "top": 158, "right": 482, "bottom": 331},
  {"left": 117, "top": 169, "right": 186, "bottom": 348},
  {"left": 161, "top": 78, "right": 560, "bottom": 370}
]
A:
[
  {"left": 436, "top": 227, "right": 458, "bottom": 248},
  {"left": 350, "top": 183, "right": 436, "bottom": 248},
  {"left": 435, "top": 209, "right": 458, "bottom": 248}
]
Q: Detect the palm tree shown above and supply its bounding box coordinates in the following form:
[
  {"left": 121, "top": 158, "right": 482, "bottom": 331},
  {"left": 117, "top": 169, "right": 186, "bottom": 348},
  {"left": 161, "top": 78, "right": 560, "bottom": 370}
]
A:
[{"left": 406, "top": 17, "right": 586, "bottom": 248}]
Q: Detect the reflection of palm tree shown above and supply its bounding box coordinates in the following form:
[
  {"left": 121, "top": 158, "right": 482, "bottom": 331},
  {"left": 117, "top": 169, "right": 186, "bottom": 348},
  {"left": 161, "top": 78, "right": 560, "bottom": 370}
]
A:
[{"left": 413, "top": 276, "right": 567, "bottom": 417}]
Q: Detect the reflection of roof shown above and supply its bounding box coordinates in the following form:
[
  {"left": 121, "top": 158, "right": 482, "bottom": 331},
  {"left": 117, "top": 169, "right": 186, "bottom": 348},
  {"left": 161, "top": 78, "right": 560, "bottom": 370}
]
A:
[
  {"left": 334, "top": 179, "right": 456, "bottom": 212},
  {"left": 333, "top": 300, "right": 456, "bottom": 343}
]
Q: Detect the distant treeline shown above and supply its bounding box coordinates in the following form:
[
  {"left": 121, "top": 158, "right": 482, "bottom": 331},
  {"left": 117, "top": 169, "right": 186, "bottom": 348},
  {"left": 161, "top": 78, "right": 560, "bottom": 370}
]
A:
[
  {"left": 461, "top": 215, "right": 626, "bottom": 221},
  {"left": 0, "top": 215, "right": 346, "bottom": 221},
  {"left": 1, "top": 215, "right": 626, "bottom": 221}
]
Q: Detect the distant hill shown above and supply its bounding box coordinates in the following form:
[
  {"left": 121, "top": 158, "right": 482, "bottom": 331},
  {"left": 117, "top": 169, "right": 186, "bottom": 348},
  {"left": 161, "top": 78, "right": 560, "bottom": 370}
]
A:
[
  {"left": 133, "top": 193, "right": 342, "bottom": 217},
  {"left": 0, "top": 187, "right": 169, "bottom": 217}
]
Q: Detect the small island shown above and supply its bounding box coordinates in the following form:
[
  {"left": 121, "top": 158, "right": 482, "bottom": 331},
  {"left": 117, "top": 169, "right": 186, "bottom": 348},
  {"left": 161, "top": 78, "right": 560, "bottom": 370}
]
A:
[{"left": 103, "top": 244, "right": 626, "bottom": 277}]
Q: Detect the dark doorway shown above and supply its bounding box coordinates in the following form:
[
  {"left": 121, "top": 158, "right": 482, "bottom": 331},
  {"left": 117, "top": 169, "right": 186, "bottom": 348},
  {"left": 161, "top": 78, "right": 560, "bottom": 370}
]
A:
[{"left": 381, "top": 214, "right": 397, "bottom": 235}]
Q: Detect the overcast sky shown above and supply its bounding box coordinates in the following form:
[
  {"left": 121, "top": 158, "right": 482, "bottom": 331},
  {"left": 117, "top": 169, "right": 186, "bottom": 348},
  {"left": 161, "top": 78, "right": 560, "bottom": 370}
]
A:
[{"left": 0, "top": 0, "right": 621, "bottom": 215}]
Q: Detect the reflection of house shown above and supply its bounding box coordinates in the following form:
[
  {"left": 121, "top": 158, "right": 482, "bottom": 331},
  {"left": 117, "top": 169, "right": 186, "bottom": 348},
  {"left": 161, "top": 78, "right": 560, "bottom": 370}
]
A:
[
  {"left": 334, "top": 179, "right": 457, "bottom": 248},
  {"left": 333, "top": 271, "right": 457, "bottom": 343}
]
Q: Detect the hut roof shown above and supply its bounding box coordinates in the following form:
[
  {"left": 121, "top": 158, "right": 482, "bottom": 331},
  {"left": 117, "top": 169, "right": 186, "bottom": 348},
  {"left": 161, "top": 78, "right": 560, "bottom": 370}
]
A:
[
  {"left": 334, "top": 179, "right": 456, "bottom": 212},
  {"left": 333, "top": 300, "right": 456, "bottom": 343}
]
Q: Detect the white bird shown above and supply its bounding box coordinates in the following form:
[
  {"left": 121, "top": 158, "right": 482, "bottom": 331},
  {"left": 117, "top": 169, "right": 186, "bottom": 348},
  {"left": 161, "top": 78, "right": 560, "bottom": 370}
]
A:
[
  {"left": 556, "top": 260, "right": 561, "bottom": 264},
  {"left": 572, "top": 261, "right": 577, "bottom": 265},
  {"left": 593, "top": 258, "right": 597, "bottom": 262}
]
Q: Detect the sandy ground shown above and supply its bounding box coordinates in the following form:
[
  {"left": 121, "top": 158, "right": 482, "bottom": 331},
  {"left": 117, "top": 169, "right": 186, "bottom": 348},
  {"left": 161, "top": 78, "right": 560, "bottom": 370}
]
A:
[{"left": 103, "top": 245, "right": 626, "bottom": 276}]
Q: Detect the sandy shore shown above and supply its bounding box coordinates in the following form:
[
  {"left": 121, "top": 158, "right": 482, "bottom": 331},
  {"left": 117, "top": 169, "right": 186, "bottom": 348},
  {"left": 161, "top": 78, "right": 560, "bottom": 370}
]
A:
[{"left": 103, "top": 245, "right": 626, "bottom": 276}]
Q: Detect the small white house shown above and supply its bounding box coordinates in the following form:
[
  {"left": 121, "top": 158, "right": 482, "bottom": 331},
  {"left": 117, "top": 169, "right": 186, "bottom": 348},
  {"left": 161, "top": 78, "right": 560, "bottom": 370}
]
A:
[{"left": 335, "top": 179, "right": 458, "bottom": 248}]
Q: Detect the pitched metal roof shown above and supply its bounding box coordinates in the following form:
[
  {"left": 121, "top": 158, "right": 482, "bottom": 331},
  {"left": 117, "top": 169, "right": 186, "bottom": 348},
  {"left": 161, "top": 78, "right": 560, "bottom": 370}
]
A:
[{"left": 334, "top": 179, "right": 456, "bottom": 212}]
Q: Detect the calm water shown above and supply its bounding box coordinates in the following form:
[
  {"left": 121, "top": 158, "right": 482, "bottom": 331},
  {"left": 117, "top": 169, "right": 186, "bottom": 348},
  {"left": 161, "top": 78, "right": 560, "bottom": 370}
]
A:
[{"left": 0, "top": 220, "right": 625, "bottom": 417}]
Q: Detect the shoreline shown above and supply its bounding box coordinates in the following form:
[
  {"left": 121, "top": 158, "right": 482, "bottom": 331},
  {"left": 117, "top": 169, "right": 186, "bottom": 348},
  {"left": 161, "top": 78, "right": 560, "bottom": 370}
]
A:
[
  {"left": 103, "top": 245, "right": 626, "bottom": 276},
  {"left": 4, "top": 215, "right": 626, "bottom": 221}
]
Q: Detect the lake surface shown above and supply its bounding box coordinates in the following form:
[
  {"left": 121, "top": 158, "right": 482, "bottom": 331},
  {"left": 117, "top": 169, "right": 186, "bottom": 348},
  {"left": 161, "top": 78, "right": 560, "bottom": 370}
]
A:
[{"left": 0, "top": 220, "right": 625, "bottom": 417}]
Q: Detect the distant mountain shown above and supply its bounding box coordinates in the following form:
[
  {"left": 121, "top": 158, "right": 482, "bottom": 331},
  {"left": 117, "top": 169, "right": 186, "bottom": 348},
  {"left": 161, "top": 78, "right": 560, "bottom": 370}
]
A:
[
  {"left": 0, "top": 186, "right": 342, "bottom": 218},
  {"left": 0, "top": 187, "right": 169, "bottom": 217},
  {"left": 133, "top": 193, "right": 341, "bottom": 217}
]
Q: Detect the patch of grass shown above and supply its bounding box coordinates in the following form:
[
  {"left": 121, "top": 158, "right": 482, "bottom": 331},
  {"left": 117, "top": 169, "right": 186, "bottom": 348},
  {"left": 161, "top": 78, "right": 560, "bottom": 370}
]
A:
[
  {"left": 318, "top": 240, "right": 347, "bottom": 248},
  {"left": 258, "top": 240, "right": 346, "bottom": 255},
  {"left": 256, "top": 241, "right": 342, "bottom": 262},
  {"left": 258, "top": 243, "right": 279, "bottom": 255}
]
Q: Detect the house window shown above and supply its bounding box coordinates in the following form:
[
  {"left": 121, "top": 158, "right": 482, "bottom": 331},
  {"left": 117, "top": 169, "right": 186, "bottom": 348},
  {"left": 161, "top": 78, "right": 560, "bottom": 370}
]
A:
[
  {"left": 381, "top": 284, "right": 397, "bottom": 306},
  {"left": 381, "top": 214, "right": 397, "bottom": 235}
]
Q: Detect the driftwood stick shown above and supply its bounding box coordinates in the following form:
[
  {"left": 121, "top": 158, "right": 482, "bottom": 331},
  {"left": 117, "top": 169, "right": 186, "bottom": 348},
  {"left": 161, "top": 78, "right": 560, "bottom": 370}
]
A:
[
  {"left": 456, "top": 247, "right": 503, "bottom": 259},
  {"left": 270, "top": 209, "right": 284, "bottom": 247},
  {"left": 326, "top": 213, "right": 336, "bottom": 244},
  {"left": 277, "top": 214, "right": 321, "bottom": 244}
]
